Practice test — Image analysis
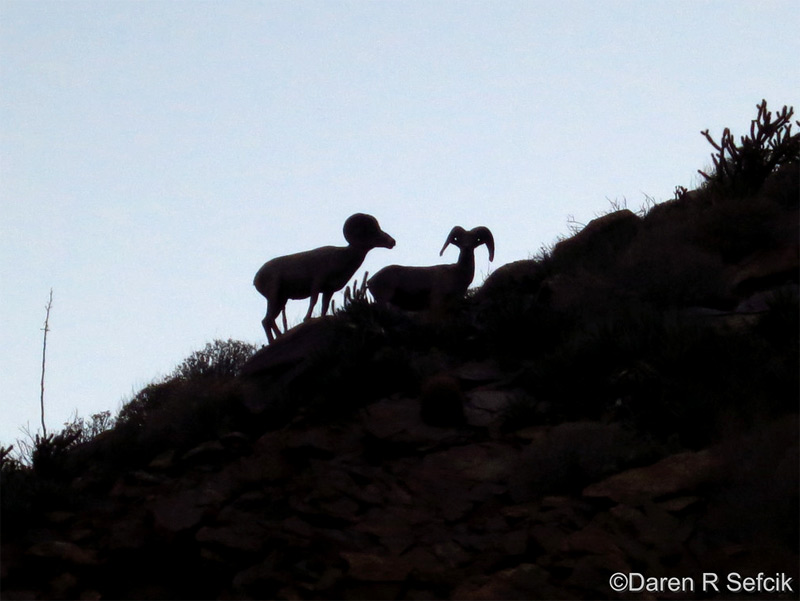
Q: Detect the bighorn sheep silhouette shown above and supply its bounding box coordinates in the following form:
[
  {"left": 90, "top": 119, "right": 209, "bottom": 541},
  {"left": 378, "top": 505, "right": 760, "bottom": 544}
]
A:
[
  {"left": 254, "top": 213, "right": 395, "bottom": 342},
  {"left": 367, "top": 226, "right": 494, "bottom": 310}
]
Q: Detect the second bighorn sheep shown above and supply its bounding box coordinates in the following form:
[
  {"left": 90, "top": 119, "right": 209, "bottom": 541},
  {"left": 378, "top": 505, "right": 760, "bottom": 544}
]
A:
[
  {"left": 367, "top": 225, "right": 494, "bottom": 311},
  {"left": 254, "top": 213, "right": 395, "bottom": 342}
]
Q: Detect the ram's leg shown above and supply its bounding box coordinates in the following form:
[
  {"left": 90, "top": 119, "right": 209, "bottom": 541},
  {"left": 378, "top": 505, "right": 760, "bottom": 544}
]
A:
[
  {"left": 271, "top": 320, "right": 283, "bottom": 340},
  {"left": 264, "top": 300, "right": 286, "bottom": 343},
  {"left": 262, "top": 313, "right": 276, "bottom": 343},
  {"left": 304, "top": 293, "right": 319, "bottom": 321},
  {"left": 320, "top": 291, "right": 333, "bottom": 316}
]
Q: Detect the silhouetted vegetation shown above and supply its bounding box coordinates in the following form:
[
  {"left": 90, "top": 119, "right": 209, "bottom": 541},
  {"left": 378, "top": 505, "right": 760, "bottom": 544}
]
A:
[
  {"left": 698, "top": 99, "right": 798, "bottom": 197},
  {"left": 2, "top": 339, "right": 257, "bottom": 520},
  {"left": 171, "top": 339, "right": 257, "bottom": 381},
  {"left": 106, "top": 339, "right": 256, "bottom": 465}
]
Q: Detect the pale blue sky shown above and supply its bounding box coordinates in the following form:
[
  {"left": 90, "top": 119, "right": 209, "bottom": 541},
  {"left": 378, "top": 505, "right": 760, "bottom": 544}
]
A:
[{"left": 1, "top": 0, "right": 798, "bottom": 445}]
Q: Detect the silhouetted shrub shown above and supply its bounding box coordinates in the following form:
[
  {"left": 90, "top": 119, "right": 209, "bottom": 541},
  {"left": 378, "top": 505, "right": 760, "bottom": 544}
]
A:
[
  {"left": 72, "top": 340, "right": 254, "bottom": 469},
  {"left": 698, "top": 100, "right": 799, "bottom": 197},
  {"left": 0, "top": 421, "right": 97, "bottom": 535},
  {"left": 67, "top": 410, "right": 115, "bottom": 444},
  {"left": 116, "top": 378, "right": 184, "bottom": 430},
  {"left": 332, "top": 271, "right": 371, "bottom": 313},
  {"left": 0, "top": 444, "right": 21, "bottom": 474},
  {"left": 30, "top": 431, "right": 80, "bottom": 478},
  {"left": 171, "top": 338, "right": 257, "bottom": 380}
]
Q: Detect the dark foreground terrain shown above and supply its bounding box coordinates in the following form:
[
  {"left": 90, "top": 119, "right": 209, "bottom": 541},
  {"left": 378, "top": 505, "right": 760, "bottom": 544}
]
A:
[{"left": 2, "top": 103, "right": 798, "bottom": 599}]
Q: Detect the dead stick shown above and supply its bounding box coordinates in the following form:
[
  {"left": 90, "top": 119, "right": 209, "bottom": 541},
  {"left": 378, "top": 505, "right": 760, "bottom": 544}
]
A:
[{"left": 40, "top": 289, "right": 53, "bottom": 437}]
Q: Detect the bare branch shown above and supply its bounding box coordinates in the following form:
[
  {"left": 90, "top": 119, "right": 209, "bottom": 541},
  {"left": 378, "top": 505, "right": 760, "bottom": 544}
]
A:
[{"left": 40, "top": 289, "right": 53, "bottom": 437}]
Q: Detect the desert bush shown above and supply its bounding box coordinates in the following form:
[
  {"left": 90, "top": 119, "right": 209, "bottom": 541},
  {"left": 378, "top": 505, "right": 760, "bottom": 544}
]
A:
[
  {"left": 333, "top": 288, "right": 401, "bottom": 333},
  {"left": 116, "top": 378, "right": 184, "bottom": 430},
  {"left": 335, "top": 284, "right": 482, "bottom": 359},
  {"left": 95, "top": 340, "right": 255, "bottom": 466},
  {"left": 0, "top": 422, "right": 97, "bottom": 535},
  {"left": 0, "top": 444, "right": 21, "bottom": 474},
  {"left": 66, "top": 410, "right": 115, "bottom": 444},
  {"left": 698, "top": 100, "right": 799, "bottom": 197},
  {"left": 332, "top": 271, "right": 371, "bottom": 313},
  {"left": 30, "top": 429, "right": 83, "bottom": 477},
  {"left": 171, "top": 338, "right": 256, "bottom": 380},
  {"left": 0, "top": 410, "right": 120, "bottom": 534}
]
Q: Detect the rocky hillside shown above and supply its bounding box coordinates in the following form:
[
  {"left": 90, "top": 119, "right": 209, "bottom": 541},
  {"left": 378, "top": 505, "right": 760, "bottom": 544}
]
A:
[{"left": 2, "top": 103, "right": 798, "bottom": 600}]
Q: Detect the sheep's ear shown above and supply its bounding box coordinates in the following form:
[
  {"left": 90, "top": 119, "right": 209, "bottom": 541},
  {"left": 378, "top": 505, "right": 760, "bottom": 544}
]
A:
[{"left": 440, "top": 226, "right": 465, "bottom": 256}]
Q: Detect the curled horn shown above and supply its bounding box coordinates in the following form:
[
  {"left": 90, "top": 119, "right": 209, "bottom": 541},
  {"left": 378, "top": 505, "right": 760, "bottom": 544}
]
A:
[
  {"left": 343, "top": 213, "right": 395, "bottom": 248},
  {"left": 369, "top": 224, "right": 495, "bottom": 311},
  {"left": 440, "top": 226, "right": 466, "bottom": 256},
  {"left": 474, "top": 226, "right": 495, "bottom": 261}
]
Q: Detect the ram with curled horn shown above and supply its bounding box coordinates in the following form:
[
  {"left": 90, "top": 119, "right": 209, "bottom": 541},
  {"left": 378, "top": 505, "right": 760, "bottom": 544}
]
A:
[
  {"left": 367, "top": 225, "right": 494, "bottom": 311},
  {"left": 254, "top": 213, "right": 395, "bottom": 342}
]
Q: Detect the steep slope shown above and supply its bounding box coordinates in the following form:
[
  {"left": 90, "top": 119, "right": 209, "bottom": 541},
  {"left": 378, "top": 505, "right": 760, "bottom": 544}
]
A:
[{"left": 2, "top": 106, "right": 798, "bottom": 599}]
